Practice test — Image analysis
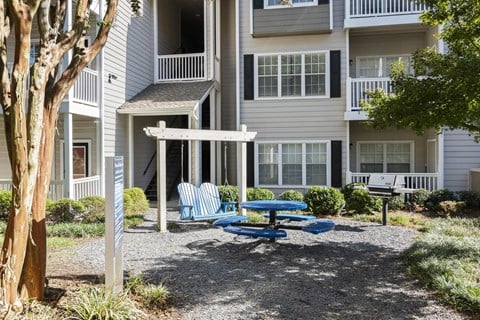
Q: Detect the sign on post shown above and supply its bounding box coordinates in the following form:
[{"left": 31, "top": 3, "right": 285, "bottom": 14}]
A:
[{"left": 105, "top": 156, "right": 124, "bottom": 294}]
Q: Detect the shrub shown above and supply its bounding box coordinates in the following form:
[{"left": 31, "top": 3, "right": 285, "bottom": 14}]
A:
[
  {"left": 388, "top": 195, "right": 408, "bottom": 210},
  {"left": 247, "top": 188, "right": 275, "bottom": 201},
  {"left": 124, "top": 187, "right": 149, "bottom": 217},
  {"left": 217, "top": 185, "right": 239, "bottom": 202},
  {"left": 304, "top": 186, "right": 345, "bottom": 216},
  {"left": 456, "top": 190, "right": 480, "bottom": 209},
  {"left": 344, "top": 188, "right": 382, "bottom": 214},
  {"left": 140, "top": 284, "right": 170, "bottom": 308},
  {"left": 341, "top": 182, "right": 366, "bottom": 202},
  {"left": 46, "top": 198, "right": 85, "bottom": 223},
  {"left": 424, "top": 189, "right": 457, "bottom": 213},
  {"left": 438, "top": 200, "right": 466, "bottom": 217},
  {"left": 65, "top": 286, "right": 144, "bottom": 320},
  {"left": 79, "top": 196, "right": 105, "bottom": 223},
  {"left": 47, "top": 222, "right": 104, "bottom": 238},
  {"left": 0, "top": 190, "right": 12, "bottom": 218},
  {"left": 410, "top": 189, "right": 430, "bottom": 210},
  {"left": 279, "top": 190, "right": 304, "bottom": 202}
]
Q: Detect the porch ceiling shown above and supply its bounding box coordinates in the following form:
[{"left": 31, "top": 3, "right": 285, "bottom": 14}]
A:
[{"left": 117, "top": 81, "right": 213, "bottom": 115}]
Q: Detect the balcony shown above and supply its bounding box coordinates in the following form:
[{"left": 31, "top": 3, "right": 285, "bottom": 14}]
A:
[
  {"left": 345, "top": 77, "right": 392, "bottom": 119},
  {"left": 73, "top": 68, "right": 98, "bottom": 106},
  {"left": 157, "top": 53, "right": 206, "bottom": 82},
  {"left": 345, "top": 0, "right": 427, "bottom": 28}
]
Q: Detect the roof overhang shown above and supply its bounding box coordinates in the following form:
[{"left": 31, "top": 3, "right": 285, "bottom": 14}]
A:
[{"left": 117, "top": 81, "right": 214, "bottom": 117}]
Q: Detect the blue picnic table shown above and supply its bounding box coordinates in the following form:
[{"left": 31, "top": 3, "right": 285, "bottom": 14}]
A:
[{"left": 214, "top": 200, "right": 335, "bottom": 241}]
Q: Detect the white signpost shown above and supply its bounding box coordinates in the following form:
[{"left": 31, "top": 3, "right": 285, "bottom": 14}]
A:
[{"left": 105, "top": 156, "right": 124, "bottom": 294}]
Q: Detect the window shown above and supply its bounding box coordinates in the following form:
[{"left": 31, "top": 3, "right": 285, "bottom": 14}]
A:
[
  {"left": 257, "top": 142, "right": 328, "bottom": 186},
  {"left": 256, "top": 51, "right": 328, "bottom": 98},
  {"left": 358, "top": 142, "right": 412, "bottom": 173},
  {"left": 357, "top": 55, "right": 412, "bottom": 78},
  {"left": 265, "top": 0, "right": 318, "bottom": 9}
]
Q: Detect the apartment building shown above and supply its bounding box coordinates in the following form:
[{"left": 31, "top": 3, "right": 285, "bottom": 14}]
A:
[{"left": 1, "top": 0, "right": 479, "bottom": 202}]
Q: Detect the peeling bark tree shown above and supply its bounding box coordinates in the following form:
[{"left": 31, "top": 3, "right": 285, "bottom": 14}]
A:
[{"left": 0, "top": 0, "right": 128, "bottom": 310}]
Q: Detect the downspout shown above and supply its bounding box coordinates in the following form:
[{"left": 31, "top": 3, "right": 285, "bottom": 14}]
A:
[
  {"left": 98, "top": 0, "right": 105, "bottom": 196},
  {"left": 235, "top": 0, "right": 240, "bottom": 131},
  {"left": 153, "top": 0, "right": 158, "bottom": 83}
]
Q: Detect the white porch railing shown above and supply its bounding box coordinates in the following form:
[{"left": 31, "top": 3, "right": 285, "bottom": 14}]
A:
[
  {"left": 348, "top": 172, "right": 439, "bottom": 191},
  {"left": 0, "top": 175, "right": 101, "bottom": 201},
  {"left": 73, "top": 68, "right": 98, "bottom": 106},
  {"left": 348, "top": 77, "right": 392, "bottom": 111},
  {"left": 157, "top": 53, "right": 206, "bottom": 82},
  {"left": 348, "top": 0, "right": 427, "bottom": 17},
  {"left": 72, "top": 175, "right": 101, "bottom": 200}
]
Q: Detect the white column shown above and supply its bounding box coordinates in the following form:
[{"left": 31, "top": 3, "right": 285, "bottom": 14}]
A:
[
  {"left": 238, "top": 124, "right": 247, "bottom": 216},
  {"left": 98, "top": 0, "right": 105, "bottom": 196},
  {"left": 64, "top": 113, "right": 74, "bottom": 199},
  {"left": 210, "top": 90, "right": 216, "bottom": 182},
  {"left": 438, "top": 130, "right": 444, "bottom": 189},
  {"left": 156, "top": 121, "right": 167, "bottom": 232},
  {"left": 128, "top": 115, "right": 134, "bottom": 188},
  {"left": 153, "top": 0, "right": 158, "bottom": 83}
]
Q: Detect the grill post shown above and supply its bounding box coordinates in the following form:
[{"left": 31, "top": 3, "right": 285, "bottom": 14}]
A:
[{"left": 382, "top": 198, "right": 388, "bottom": 226}]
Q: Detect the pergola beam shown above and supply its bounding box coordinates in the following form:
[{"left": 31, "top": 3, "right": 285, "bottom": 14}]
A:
[{"left": 145, "top": 121, "right": 257, "bottom": 232}]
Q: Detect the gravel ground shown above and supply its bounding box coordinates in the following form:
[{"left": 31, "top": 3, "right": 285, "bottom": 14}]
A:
[{"left": 73, "top": 207, "right": 471, "bottom": 320}]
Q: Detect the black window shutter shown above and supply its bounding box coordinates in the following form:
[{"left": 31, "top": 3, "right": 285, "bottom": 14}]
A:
[
  {"left": 330, "top": 50, "right": 341, "bottom": 98},
  {"left": 331, "top": 140, "right": 342, "bottom": 188},
  {"left": 253, "top": 0, "right": 264, "bottom": 9},
  {"left": 244, "top": 54, "right": 254, "bottom": 101},
  {"left": 318, "top": 0, "right": 329, "bottom": 4},
  {"left": 247, "top": 142, "right": 255, "bottom": 187}
]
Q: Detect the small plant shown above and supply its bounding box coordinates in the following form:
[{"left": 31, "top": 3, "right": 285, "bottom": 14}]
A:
[
  {"left": 140, "top": 283, "right": 170, "bottom": 308},
  {"left": 456, "top": 190, "right": 480, "bottom": 210},
  {"left": 279, "top": 189, "right": 304, "bottom": 202},
  {"left": 304, "top": 186, "right": 345, "bottom": 216},
  {"left": 46, "top": 198, "right": 85, "bottom": 223},
  {"left": 0, "top": 190, "right": 12, "bottom": 218},
  {"left": 217, "top": 185, "right": 239, "bottom": 202},
  {"left": 125, "top": 273, "right": 145, "bottom": 294},
  {"left": 65, "top": 286, "right": 144, "bottom": 320},
  {"left": 124, "top": 187, "right": 149, "bottom": 217},
  {"left": 388, "top": 195, "right": 407, "bottom": 210},
  {"left": 424, "top": 189, "right": 457, "bottom": 213},
  {"left": 79, "top": 196, "right": 106, "bottom": 223},
  {"left": 438, "top": 200, "right": 465, "bottom": 217},
  {"left": 247, "top": 188, "right": 275, "bottom": 201},
  {"left": 410, "top": 188, "right": 430, "bottom": 211},
  {"left": 344, "top": 188, "right": 381, "bottom": 214}
]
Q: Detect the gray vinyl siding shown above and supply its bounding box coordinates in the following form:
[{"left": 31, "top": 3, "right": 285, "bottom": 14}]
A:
[
  {"left": 239, "top": 0, "right": 347, "bottom": 187},
  {"left": 443, "top": 129, "right": 480, "bottom": 191},
  {"left": 253, "top": 4, "right": 331, "bottom": 37},
  {"left": 103, "top": 0, "right": 154, "bottom": 163}
]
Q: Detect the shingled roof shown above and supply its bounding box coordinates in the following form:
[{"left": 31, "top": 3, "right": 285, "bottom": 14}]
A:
[{"left": 117, "top": 81, "right": 214, "bottom": 114}]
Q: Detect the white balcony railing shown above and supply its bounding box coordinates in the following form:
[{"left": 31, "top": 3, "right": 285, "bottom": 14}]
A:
[
  {"left": 157, "top": 53, "right": 206, "bottom": 82},
  {"left": 347, "top": 77, "right": 393, "bottom": 111},
  {"left": 72, "top": 175, "right": 101, "bottom": 200},
  {"left": 0, "top": 175, "right": 101, "bottom": 201},
  {"left": 73, "top": 68, "right": 98, "bottom": 106},
  {"left": 348, "top": 0, "right": 427, "bottom": 18},
  {"left": 348, "top": 172, "right": 439, "bottom": 191}
]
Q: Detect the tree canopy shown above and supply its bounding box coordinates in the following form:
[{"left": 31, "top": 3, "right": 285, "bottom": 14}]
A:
[{"left": 364, "top": 0, "right": 480, "bottom": 137}]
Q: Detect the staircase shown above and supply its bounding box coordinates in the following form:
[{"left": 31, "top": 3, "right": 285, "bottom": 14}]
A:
[{"left": 144, "top": 140, "right": 183, "bottom": 202}]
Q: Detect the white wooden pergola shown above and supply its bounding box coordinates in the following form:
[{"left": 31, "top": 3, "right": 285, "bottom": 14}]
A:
[{"left": 144, "top": 121, "right": 257, "bottom": 231}]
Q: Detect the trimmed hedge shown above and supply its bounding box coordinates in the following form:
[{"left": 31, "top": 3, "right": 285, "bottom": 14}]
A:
[
  {"left": 304, "top": 186, "right": 345, "bottom": 216},
  {"left": 124, "top": 188, "right": 149, "bottom": 217},
  {"left": 279, "top": 190, "right": 304, "bottom": 202},
  {"left": 247, "top": 188, "right": 275, "bottom": 201}
]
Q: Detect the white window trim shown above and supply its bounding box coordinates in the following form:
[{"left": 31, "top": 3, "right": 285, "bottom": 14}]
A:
[
  {"left": 264, "top": 0, "right": 318, "bottom": 9},
  {"left": 60, "top": 139, "right": 92, "bottom": 179},
  {"left": 356, "top": 140, "right": 414, "bottom": 173},
  {"left": 255, "top": 140, "right": 331, "bottom": 188},
  {"left": 355, "top": 54, "right": 412, "bottom": 78},
  {"left": 254, "top": 50, "right": 330, "bottom": 100}
]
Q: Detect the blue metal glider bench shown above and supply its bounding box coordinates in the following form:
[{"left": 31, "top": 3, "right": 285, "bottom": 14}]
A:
[{"left": 177, "top": 182, "right": 237, "bottom": 221}]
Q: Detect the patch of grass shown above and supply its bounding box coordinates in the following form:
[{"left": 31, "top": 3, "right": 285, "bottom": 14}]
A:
[
  {"left": 351, "top": 211, "right": 426, "bottom": 229},
  {"left": 64, "top": 286, "right": 144, "bottom": 320},
  {"left": 405, "top": 218, "right": 480, "bottom": 313},
  {"left": 124, "top": 215, "right": 144, "bottom": 228},
  {"left": 47, "top": 237, "right": 78, "bottom": 249},
  {"left": 140, "top": 283, "right": 170, "bottom": 308},
  {"left": 47, "top": 222, "right": 104, "bottom": 238}
]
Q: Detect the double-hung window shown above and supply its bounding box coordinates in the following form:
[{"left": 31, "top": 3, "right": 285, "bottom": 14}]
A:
[
  {"left": 356, "top": 55, "right": 412, "bottom": 78},
  {"left": 257, "top": 142, "right": 328, "bottom": 186},
  {"left": 358, "top": 142, "right": 413, "bottom": 173},
  {"left": 265, "top": 0, "right": 318, "bottom": 9},
  {"left": 256, "top": 51, "right": 328, "bottom": 98}
]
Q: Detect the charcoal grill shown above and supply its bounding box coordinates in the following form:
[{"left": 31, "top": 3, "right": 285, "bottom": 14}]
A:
[{"left": 366, "top": 174, "right": 405, "bottom": 225}]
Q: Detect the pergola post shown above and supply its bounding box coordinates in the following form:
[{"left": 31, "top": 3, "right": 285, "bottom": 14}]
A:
[
  {"left": 156, "top": 121, "right": 167, "bottom": 232},
  {"left": 238, "top": 125, "right": 247, "bottom": 216}
]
